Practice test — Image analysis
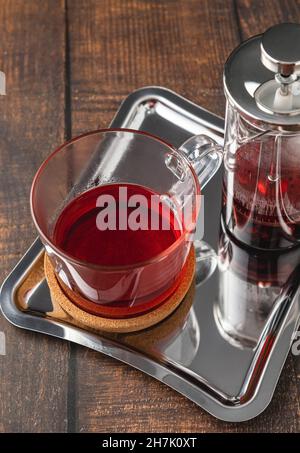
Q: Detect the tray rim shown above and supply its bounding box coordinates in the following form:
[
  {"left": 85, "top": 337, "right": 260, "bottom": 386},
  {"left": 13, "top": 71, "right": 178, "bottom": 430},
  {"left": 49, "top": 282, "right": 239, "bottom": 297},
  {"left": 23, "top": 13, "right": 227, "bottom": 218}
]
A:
[{"left": 1, "top": 86, "right": 299, "bottom": 422}]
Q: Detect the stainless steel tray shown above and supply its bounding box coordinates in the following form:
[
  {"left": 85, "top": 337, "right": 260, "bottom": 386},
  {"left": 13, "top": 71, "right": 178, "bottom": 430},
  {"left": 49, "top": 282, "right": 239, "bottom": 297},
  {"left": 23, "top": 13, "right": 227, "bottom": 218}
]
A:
[{"left": 1, "top": 86, "right": 300, "bottom": 422}]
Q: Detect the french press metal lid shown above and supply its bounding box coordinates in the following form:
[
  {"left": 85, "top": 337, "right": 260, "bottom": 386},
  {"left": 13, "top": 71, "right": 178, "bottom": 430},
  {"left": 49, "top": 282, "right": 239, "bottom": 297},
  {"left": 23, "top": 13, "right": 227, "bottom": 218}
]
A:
[{"left": 224, "top": 23, "right": 300, "bottom": 131}]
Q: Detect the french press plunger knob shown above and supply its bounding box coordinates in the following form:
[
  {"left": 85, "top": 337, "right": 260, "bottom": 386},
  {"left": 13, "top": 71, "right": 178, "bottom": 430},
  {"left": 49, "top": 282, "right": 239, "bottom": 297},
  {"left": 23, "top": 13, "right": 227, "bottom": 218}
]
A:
[{"left": 255, "top": 23, "right": 300, "bottom": 113}]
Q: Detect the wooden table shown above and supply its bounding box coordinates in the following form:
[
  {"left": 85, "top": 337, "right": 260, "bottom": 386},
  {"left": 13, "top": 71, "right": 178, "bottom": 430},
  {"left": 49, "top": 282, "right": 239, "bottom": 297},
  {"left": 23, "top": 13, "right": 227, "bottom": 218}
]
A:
[{"left": 0, "top": 0, "right": 299, "bottom": 433}]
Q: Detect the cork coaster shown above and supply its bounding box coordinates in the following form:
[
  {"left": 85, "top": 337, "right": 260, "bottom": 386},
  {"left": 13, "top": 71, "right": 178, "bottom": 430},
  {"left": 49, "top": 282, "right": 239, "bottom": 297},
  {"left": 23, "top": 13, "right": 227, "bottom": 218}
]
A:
[{"left": 44, "top": 247, "right": 195, "bottom": 333}]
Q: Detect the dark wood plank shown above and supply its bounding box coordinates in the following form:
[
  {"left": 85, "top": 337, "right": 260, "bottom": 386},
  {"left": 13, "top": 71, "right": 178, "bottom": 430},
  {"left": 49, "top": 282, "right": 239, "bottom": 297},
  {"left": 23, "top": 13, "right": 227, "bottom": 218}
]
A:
[
  {"left": 69, "top": 0, "right": 240, "bottom": 136},
  {"left": 0, "top": 0, "right": 69, "bottom": 432},
  {"left": 68, "top": 0, "right": 243, "bottom": 433},
  {"left": 236, "top": 0, "right": 300, "bottom": 39}
]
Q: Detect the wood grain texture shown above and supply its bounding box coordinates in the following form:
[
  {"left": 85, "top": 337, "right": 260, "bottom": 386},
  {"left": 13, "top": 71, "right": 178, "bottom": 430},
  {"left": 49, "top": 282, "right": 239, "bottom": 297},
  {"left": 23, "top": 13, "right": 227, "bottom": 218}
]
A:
[
  {"left": 236, "top": 0, "right": 300, "bottom": 39},
  {"left": 68, "top": 0, "right": 239, "bottom": 136},
  {"left": 0, "top": 0, "right": 69, "bottom": 432},
  {"left": 0, "top": 0, "right": 300, "bottom": 433}
]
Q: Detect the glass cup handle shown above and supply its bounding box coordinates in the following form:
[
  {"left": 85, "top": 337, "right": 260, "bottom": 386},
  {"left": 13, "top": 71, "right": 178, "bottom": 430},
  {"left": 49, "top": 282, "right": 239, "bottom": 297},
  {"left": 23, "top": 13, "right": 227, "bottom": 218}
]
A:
[{"left": 178, "top": 135, "right": 223, "bottom": 189}]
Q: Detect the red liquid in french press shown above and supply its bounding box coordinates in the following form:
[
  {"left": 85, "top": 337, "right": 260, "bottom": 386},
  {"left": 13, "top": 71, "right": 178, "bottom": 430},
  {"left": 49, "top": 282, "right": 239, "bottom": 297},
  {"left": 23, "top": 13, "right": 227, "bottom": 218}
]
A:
[{"left": 223, "top": 139, "right": 300, "bottom": 249}]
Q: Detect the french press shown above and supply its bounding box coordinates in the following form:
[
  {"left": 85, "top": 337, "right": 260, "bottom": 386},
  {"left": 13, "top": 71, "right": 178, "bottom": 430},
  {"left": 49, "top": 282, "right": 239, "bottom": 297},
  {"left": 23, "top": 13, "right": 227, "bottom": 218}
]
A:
[{"left": 223, "top": 23, "right": 300, "bottom": 250}]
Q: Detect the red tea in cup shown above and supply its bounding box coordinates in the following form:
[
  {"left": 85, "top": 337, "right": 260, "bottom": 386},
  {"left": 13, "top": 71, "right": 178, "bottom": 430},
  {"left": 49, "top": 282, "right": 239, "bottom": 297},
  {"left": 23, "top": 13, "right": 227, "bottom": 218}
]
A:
[
  {"left": 54, "top": 183, "right": 181, "bottom": 267},
  {"left": 52, "top": 182, "right": 187, "bottom": 317}
]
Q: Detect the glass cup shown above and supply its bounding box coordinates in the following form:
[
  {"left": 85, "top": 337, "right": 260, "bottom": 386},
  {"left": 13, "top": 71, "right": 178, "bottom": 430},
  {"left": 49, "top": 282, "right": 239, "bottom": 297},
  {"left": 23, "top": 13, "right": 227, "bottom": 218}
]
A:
[{"left": 31, "top": 128, "right": 222, "bottom": 318}]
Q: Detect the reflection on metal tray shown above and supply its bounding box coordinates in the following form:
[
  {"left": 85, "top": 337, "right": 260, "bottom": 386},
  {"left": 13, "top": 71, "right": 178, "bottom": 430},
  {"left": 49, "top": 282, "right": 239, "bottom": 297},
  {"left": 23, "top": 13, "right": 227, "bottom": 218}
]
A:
[{"left": 1, "top": 86, "right": 300, "bottom": 422}]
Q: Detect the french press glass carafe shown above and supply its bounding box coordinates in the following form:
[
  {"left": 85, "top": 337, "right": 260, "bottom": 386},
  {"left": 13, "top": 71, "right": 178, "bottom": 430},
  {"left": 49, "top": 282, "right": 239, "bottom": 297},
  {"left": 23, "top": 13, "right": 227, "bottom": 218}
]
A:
[{"left": 223, "top": 23, "right": 300, "bottom": 250}]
